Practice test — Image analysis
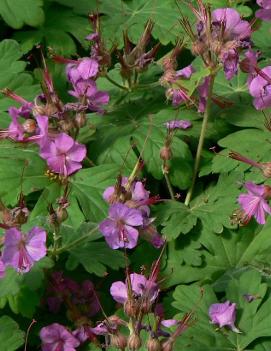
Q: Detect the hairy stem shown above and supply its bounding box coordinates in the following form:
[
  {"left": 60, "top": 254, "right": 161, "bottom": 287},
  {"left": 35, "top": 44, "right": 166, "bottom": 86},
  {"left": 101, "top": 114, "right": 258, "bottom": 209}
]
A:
[
  {"left": 184, "top": 74, "right": 215, "bottom": 206},
  {"left": 53, "top": 225, "right": 99, "bottom": 254},
  {"left": 104, "top": 74, "right": 129, "bottom": 91},
  {"left": 164, "top": 171, "right": 175, "bottom": 200}
]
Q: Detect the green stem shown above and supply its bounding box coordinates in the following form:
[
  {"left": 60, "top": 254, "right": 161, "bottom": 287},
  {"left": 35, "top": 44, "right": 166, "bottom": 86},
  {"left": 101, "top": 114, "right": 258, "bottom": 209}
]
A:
[
  {"left": 104, "top": 74, "right": 129, "bottom": 91},
  {"left": 164, "top": 171, "right": 175, "bottom": 200},
  {"left": 184, "top": 74, "right": 215, "bottom": 206},
  {"left": 53, "top": 225, "right": 99, "bottom": 254}
]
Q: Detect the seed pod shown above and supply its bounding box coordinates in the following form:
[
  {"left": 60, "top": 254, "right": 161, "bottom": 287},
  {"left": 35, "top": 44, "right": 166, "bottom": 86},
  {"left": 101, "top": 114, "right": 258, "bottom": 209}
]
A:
[
  {"left": 111, "top": 332, "right": 127, "bottom": 350},
  {"left": 160, "top": 146, "right": 172, "bottom": 161},
  {"left": 124, "top": 299, "right": 139, "bottom": 317},
  {"left": 127, "top": 333, "right": 142, "bottom": 351},
  {"left": 147, "top": 337, "right": 161, "bottom": 351},
  {"left": 23, "top": 119, "right": 36, "bottom": 133}
]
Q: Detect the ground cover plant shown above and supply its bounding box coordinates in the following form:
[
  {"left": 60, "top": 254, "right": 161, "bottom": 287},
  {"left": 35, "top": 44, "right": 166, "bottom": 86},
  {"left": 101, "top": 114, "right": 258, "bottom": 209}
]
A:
[{"left": 1, "top": 0, "right": 271, "bottom": 350}]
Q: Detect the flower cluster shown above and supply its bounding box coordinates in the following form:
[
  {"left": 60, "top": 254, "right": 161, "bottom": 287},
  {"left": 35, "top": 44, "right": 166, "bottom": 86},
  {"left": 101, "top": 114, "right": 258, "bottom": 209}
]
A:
[
  {"left": 99, "top": 177, "right": 164, "bottom": 249},
  {"left": 0, "top": 82, "right": 88, "bottom": 178},
  {"left": 194, "top": 7, "right": 251, "bottom": 80}
]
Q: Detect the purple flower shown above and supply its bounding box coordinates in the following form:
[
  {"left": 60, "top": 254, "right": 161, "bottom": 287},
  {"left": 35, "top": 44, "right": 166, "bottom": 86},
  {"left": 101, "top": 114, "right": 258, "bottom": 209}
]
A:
[
  {"left": 248, "top": 66, "right": 271, "bottom": 110},
  {"left": 40, "top": 323, "right": 80, "bottom": 351},
  {"left": 198, "top": 76, "right": 211, "bottom": 113},
  {"left": 165, "top": 119, "right": 192, "bottom": 130},
  {"left": 2, "top": 227, "right": 46, "bottom": 273},
  {"left": 7, "top": 115, "right": 25, "bottom": 141},
  {"left": 40, "top": 133, "right": 86, "bottom": 176},
  {"left": 0, "top": 258, "right": 5, "bottom": 279},
  {"left": 69, "top": 79, "right": 109, "bottom": 113},
  {"left": 212, "top": 8, "right": 251, "bottom": 42},
  {"left": 238, "top": 182, "right": 271, "bottom": 224},
  {"left": 222, "top": 49, "right": 239, "bottom": 80},
  {"left": 166, "top": 88, "right": 189, "bottom": 107},
  {"left": 99, "top": 203, "right": 143, "bottom": 249},
  {"left": 110, "top": 273, "right": 159, "bottom": 304},
  {"left": 66, "top": 58, "right": 99, "bottom": 84},
  {"left": 209, "top": 301, "right": 240, "bottom": 333},
  {"left": 8, "top": 102, "right": 33, "bottom": 120},
  {"left": 175, "top": 65, "right": 195, "bottom": 79},
  {"left": 256, "top": 0, "right": 271, "bottom": 21}
]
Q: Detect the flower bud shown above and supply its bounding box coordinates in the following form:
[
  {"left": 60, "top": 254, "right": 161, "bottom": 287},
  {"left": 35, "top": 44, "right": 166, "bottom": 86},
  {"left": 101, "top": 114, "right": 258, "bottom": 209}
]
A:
[
  {"left": 23, "top": 119, "right": 36, "bottom": 133},
  {"left": 124, "top": 299, "right": 139, "bottom": 317},
  {"left": 59, "top": 119, "right": 74, "bottom": 133},
  {"left": 210, "top": 40, "right": 222, "bottom": 55},
  {"left": 111, "top": 332, "right": 127, "bottom": 350},
  {"left": 261, "top": 163, "right": 271, "bottom": 178},
  {"left": 191, "top": 41, "right": 206, "bottom": 56},
  {"left": 127, "top": 333, "right": 142, "bottom": 351},
  {"left": 161, "top": 339, "right": 173, "bottom": 351},
  {"left": 56, "top": 207, "right": 68, "bottom": 223},
  {"left": 160, "top": 146, "right": 172, "bottom": 161},
  {"left": 141, "top": 299, "right": 152, "bottom": 314},
  {"left": 147, "top": 337, "right": 161, "bottom": 351},
  {"left": 75, "top": 113, "right": 86, "bottom": 128}
]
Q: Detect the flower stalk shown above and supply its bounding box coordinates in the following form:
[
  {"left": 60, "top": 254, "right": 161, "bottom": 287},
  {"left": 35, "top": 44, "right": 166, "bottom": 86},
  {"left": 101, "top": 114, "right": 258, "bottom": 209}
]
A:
[{"left": 185, "top": 73, "right": 215, "bottom": 206}]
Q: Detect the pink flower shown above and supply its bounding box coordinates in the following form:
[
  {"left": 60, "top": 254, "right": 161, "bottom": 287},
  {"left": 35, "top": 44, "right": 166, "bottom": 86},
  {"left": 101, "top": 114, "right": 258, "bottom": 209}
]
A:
[
  {"left": 99, "top": 203, "right": 143, "bottom": 249},
  {"left": 198, "top": 76, "right": 211, "bottom": 113},
  {"left": 248, "top": 66, "right": 271, "bottom": 110},
  {"left": 110, "top": 273, "right": 159, "bottom": 304},
  {"left": 40, "top": 323, "right": 80, "bottom": 351},
  {"left": 211, "top": 8, "right": 251, "bottom": 42},
  {"left": 256, "top": 0, "right": 271, "bottom": 21},
  {"left": 0, "top": 258, "right": 5, "bottom": 278},
  {"left": 165, "top": 119, "right": 192, "bottom": 130},
  {"left": 238, "top": 182, "right": 271, "bottom": 224},
  {"left": 2, "top": 227, "right": 47, "bottom": 273},
  {"left": 40, "top": 133, "right": 86, "bottom": 176},
  {"left": 66, "top": 58, "right": 99, "bottom": 84},
  {"left": 209, "top": 301, "right": 240, "bottom": 333}
]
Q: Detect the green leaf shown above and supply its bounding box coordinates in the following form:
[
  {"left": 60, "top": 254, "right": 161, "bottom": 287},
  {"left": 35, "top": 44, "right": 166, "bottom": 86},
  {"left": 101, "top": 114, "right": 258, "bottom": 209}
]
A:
[
  {"left": 14, "top": 4, "right": 89, "bottom": 55},
  {"left": 0, "top": 141, "right": 49, "bottom": 205},
  {"left": 0, "top": 0, "right": 44, "bottom": 28},
  {"left": 90, "top": 102, "right": 193, "bottom": 187},
  {"left": 213, "top": 71, "right": 267, "bottom": 130},
  {"left": 0, "top": 316, "right": 25, "bottom": 351},
  {"left": 154, "top": 201, "right": 198, "bottom": 239},
  {"left": 71, "top": 164, "right": 120, "bottom": 223},
  {"left": 252, "top": 21, "right": 271, "bottom": 58},
  {"left": 66, "top": 241, "right": 126, "bottom": 276},
  {"left": 156, "top": 172, "right": 241, "bottom": 241},
  {"left": 172, "top": 270, "right": 271, "bottom": 350},
  {"left": 0, "top": 39, "right": 39, "bottom": 115},
  {"left": 53, "top": 0, "right": 99, "bottom": 15},
  {"left": 212, "top": 129, "right": 270, "bottom": 174},
  {"left": 100, "top": 0, "right": 191, "bottom": 47},
  {"left": 0, "top": 258, "right": 53, "bottom": 316}
]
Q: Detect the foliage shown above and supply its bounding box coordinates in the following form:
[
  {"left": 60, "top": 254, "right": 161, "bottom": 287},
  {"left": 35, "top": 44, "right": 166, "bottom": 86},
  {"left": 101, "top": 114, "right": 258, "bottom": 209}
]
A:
[{"left": 0, "top": 0, "right": 271, "bottom": 351}]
